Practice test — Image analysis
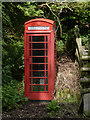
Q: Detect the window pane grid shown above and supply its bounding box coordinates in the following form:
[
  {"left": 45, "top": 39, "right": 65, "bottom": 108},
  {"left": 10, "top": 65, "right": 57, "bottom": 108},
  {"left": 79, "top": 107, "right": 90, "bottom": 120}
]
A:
[
  {"left": 30, "top": 56, "right": 48, "bottom": 57},
  {"left": 29, "top": 70, "right": 48, "bottom": 71},
  {"left": 29, "top": 56, "right": 47, "bottom": 57},
  {"left": 29, "top": 77, "right": 48, "bottom": 78},
  {"left": 29, "top": 49, "right": 47, "bottom": 50},
  {"left": 32, "top": 43, "right": 44, "bottom": 49},
  {"left": 29, "top": 35, "right": 48, "bottom": 92},
  {"left": 30, "top": 63, "right": 48, "bottom": 64},
  {"left": 32, "top": 71, "right": 45, "bottom": 77},
  {"left": 29, "top": 42, "right": 48, "bottom": 43},
  {"left": 33, "top": 86, "right": 45, "bottom": 91},
  {"left": 32, "top": 57, "right": 45, "bottom": 63},
  {"left": 32, "top": 36, "right": 44, "bottom": 42},
  {"left": 30, "top": 84, "right": 48, "bottom": 85},
  {"left": 31, "top": 78, "right": 45, "bottom": 84},
  {"left": 32, "top": 50, "right": 44, "bottom": 56}
]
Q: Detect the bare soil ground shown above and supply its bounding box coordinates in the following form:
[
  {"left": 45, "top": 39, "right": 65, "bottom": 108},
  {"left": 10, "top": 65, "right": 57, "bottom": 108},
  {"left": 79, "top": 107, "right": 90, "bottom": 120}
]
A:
[
  {"left": 2, "top": 54, "right": 90, "bottom": 119},
  {"left": 2, "top": 101, "right": 80, "bottom": 119},
  {"left": 54, "top": 54, "right": 80, "bottom": 101}
]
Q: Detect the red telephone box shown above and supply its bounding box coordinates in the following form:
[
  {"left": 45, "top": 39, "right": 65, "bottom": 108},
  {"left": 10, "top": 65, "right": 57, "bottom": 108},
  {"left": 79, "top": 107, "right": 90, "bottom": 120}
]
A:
[{"left": 24, "top": 18, "right": 57, "bottom": 100}]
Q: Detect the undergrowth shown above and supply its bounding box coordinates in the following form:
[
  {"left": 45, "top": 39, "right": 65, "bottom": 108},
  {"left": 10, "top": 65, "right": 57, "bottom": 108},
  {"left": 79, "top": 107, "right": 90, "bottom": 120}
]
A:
[
  {"left": 2, "top": 80, "right": 28, "bottom": 111},
  {"left": 81, "top": 35, "right": 90, "bottom": 50},
  {"left": 46, "top": 100, "right": 60, "bottom": 112}
]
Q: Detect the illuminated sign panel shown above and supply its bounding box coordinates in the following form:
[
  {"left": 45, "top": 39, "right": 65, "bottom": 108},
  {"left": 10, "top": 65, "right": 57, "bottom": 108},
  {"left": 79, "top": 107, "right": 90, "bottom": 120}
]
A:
[{"left": 28, "top": 26, "right": 49, "bottom": 30}]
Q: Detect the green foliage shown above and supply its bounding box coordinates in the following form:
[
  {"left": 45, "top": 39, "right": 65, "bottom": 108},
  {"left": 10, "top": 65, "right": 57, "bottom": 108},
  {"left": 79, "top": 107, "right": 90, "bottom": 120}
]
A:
[
  {"left": 44, "top": 2, "right": 90, "bottom": 57},
  {"left": 2, "top": 80, "right": 28, "bottom": 110},
  {"left": 61, "top": 89, "right": 77, "bottom": 103},
  {"left": 2, "top": 39, "right": 24, "bottom": 83},
  {"left": 56, "top": 88, "right": 81, "bottom": 104},
  {"left": 57, "top": 40, "right": 65, "bottom": 57},
  {"left": 81, "top": 35, "right": 90, "bottom": 49},
  {"left": 65, "top": 28, "right": 76, "bottom": 56},
  {"left": 17, "top": 2, "right": 44, "bottom": 18},
  {"left": 47, "top": 100, "right": 60, "bottom": 112},
  {"left": 2, "top": 3, "right": 25, "bottom": 83}
]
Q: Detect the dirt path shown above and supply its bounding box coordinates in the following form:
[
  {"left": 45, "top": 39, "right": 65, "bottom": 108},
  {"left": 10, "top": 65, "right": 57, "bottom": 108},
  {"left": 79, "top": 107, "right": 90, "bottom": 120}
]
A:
[
  {"left": 2, "top": 101, "right": 80, "bottom": 119},
  {"left": 2, "top": 101, "right": 49, "bottom": 119}
]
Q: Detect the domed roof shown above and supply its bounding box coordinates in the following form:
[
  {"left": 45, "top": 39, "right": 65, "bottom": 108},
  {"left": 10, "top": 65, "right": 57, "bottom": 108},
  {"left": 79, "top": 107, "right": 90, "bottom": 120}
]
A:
[{"left": 25, "top": 18, "right": 55, "bottom": 25}]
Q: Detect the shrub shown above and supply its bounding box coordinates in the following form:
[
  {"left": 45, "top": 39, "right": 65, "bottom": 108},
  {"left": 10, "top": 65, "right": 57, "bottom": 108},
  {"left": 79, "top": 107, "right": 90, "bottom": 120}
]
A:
[
  {"left": 2, "top": 80, "right": 28, "bottom": 110},
  {"left": 57, "top": 40, "right": 65, "bottom": 57},
  {"left": 46, "top": 100, "right": 60, "bottom": 112},
  {"left": 81, "top": 35, "right": 90, "bottom": 50}
]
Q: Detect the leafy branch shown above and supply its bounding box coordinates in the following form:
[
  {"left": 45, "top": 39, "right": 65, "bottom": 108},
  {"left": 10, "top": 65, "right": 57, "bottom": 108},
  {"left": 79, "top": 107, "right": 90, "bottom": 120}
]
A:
[{"left": 46, "top": 3, "right": 62, "bottom": 37}]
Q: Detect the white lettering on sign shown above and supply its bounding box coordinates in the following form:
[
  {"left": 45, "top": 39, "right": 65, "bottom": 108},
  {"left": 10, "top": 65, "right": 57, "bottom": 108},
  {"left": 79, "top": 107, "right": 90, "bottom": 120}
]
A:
[{"left": 28, "top": 26, "right": 49, "bottom": 30}]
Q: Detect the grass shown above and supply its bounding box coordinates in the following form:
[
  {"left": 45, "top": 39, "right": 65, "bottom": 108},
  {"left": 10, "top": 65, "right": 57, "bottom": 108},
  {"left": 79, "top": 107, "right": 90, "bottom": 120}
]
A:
[{"left": 56, "top": 88, "right": 81, "bottom": 104}]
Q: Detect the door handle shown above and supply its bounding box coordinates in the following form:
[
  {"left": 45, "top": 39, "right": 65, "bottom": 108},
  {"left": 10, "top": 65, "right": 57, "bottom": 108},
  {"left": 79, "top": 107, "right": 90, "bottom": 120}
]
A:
[{"left": 27, "top": 57, "right": 29, "bottom": 60}]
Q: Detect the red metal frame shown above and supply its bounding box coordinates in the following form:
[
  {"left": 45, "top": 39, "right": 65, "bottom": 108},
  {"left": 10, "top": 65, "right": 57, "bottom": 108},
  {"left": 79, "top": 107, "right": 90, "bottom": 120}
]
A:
[{"left": 24, "top": 18, "right": 57, "bottom": 100}]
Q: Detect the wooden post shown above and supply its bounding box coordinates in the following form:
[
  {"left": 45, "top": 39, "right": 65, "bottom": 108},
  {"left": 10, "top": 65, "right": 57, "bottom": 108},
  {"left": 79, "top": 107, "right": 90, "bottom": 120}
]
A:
[
  {"left": 75, "top": 25, "right": 90, "bottom": 116},
  {"left": 83, "top": 93, "right": 90, "bottom": 116}
]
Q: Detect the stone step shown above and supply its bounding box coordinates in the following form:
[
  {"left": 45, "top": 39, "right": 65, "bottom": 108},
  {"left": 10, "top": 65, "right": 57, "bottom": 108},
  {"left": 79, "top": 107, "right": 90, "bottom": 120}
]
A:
[
  {"left": 81, "top": 88, "right": 90, "bottom": 94},
  {"left": 81, "top": 56, "right": 90, "bottom": 60},
  {"left": 80, "top": 78, "right": 90, "bottom": 83},
  {"left": 82, "top": 50, "right": 89, "bottom": 56},
  {"left": 83, "top": 93, "right": 90, "bottom": 116},
  {"left": 81, "top": 67, "right": 90, "bottom": 72},
  {"left": 83, "top": 63, "right": 90, "bottom": 68}
]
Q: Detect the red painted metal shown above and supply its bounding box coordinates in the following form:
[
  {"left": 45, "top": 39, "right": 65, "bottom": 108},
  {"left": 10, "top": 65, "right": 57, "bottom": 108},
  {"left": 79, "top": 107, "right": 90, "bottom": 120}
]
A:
[{"left": 24, "top": 18, "right": 57, "bottom": 100}]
